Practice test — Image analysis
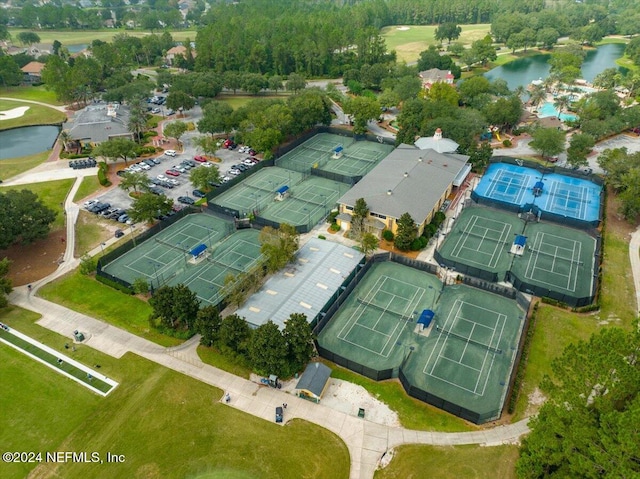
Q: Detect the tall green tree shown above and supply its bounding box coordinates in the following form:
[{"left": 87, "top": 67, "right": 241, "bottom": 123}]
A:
[
  {"left": 165, "top": 91, "right": 196, "bottom": 113},
  {"left": 517, "top": 327, "right": 640, "bottom": 478},
  {"left": 350, "top": 198, "right": 369, "bottom": 239},
  {"left": 16, "top": 31, "right": 40, "bottom": 45},
  {"left": 128, "top": 193, "right": 174, "bottom": 224},
  {"left": 163, "top": 121, "right": 188, "bottom": 148},
  {"left": 0, "top": 258, "right": 12, "bottom": 308},
  {"left": 218, "top": 313, "right": 251, "bottom": 355},
  {"left": 190, "top": 165, "right": 221, "bottom": 191},
  {"left": 360, "top": 232, "right": 379, "bottom": 258},
  {"left": 434, "top": 23, "right": 461, "bottom": 44},
  {"left": 249, "top": 320, "right": 288, "bottom": 377},
  {"left": 286, "top": 73, "right": 306, "bottom": 93},
  {"left": 283, "top": 313, "right": 315, "bottom": 375},
  {"left": 118, "top": 171, "right": 149, "bottom": 194},
  {"left": 259, "top": 224, "right": 299, "bottom": 273},
  {"left": 529, "top": 127, "right": 566, "bottom": 159},
  {"left": 127, "top": 97, "right": 149, "bottom": 143},
  {"left": 198, "top": 101, "right": 234, "bottom": 135},
  {"left": 0, "top": 56, "right": 23, "bottom": 87},
  {"left": 618, "top": 168, "right": 640, "bottom": 221},
  {"left": 149, "top": 284, "right": 200, "bottom": 331},
  {"left": 343, "top": 96, "right": 380, "bottom": 135},
  {"left": 0, "top": 190, "right": 56, "bottom": 249},
  {"left": 470, "top": 36, "right": 497, "bottom": 67},
  {"left": 566, "top": 133, "right": 595, "bottom": 169},
  {"left": 195, "top": 305, "right": 222, "bottom": 347},
  {"left": 93, "top": 137, "right": 138, "bottom": 166},
  {"left": 394, "top": 212, "right": 417, "bottom": 252}
]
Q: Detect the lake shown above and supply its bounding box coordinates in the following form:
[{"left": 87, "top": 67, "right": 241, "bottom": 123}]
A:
[
  {"left": 0, "top": 125, "right": 60, "bottom": 160},
  {"left": 484, "top": 43, "right": 627, "bottom": 91}
]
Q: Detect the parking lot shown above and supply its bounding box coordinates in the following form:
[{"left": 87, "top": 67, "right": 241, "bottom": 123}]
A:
[{"left": 90, "top": 142, "right": 262, "bottom": 220}]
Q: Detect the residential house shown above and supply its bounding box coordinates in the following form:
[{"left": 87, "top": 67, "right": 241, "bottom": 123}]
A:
[
  {"left": 20, "top": 61, "right": 45, "bottom": 84},
  {"left": 419, "top": 68, "right": 454, "bottom": 90}
]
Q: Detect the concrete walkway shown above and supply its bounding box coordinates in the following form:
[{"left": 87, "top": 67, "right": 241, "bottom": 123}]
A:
[{"left": 0, "top": 97, "right": 68, "bottom": 112}]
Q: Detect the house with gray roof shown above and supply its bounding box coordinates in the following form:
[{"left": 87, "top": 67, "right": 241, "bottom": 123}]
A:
[
  {"left": 295, "top": 362, "right": 332, "bottom": 403},
  {"left": 63, "top": 102, "right": 133, "bottom": 147},
  {"left": 337, "top": 133, "right": 470, "bottom": 237}
]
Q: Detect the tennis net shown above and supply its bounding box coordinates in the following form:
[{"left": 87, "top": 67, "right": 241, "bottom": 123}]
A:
[
  {"left": 291, "top": 194, "right": 325, "bottom": 208},
  {"left": 155, "top": 237, "right": 189, "bottom": 253},
  {"left": 436, "top": 325, "right": 502, "bottom": 354},
  {"left": 300, "top": 144, "right": 332, "bottom": 154},
  {"left": 205, "top": 256, "right": 244, "bottom": 273},
  {"left": 343, "top": 153, "right": 378, "bottom": 164},
  {"left": 459, "top": 228, "right": 509, "bottom": 244},
  {"left": 357, "top": 297, "right": 412, "bottom": 320},
  {"left": 528, "top": 246, "right": 583, "bottom": 265},
  {"left": 246, "top": 183, "right": 274, "bottom": 194}
]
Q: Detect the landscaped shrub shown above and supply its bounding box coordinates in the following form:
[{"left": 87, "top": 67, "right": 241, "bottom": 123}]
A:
[
  {"left": 146, "top": 117, "right": 159, "bottom": 129},
  {"left": 410, "top": 236, "right": 429, "bottom": 251},
  {"left": 135, "top": 145, "right": 158, "bottom": 156},
  {"left": 328, "top": 210, "right": 339, "bottom": 223},
  {"left": 79, "top": 254, "right": 97, "bottom": 275},
  {"left": 318, "top": 235, "right": 326, "bottom": 240},
  {"left": 422, "top": 223, "right": 438, "bottom": 239},
  {"left": 97, "top": 162, "right": 111, "bottom": 186},
  {"left": 382, "top": 229, "right": 394, "bottom": 242},
  {"left": 502, "top": 139, "right": 512, "bottom": 147},
  {"left": 432, "top": 211, "right": 446, "bottom": 228},
  {"left": 330, "top": 223, "right": 341, "bottom": 232}
]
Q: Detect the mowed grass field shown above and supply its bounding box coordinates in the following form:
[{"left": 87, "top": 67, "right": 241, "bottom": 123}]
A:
[
  {"left": 0, "top": 150, "right": 50, "bottom": 181},
  {"left": 374, "top": 444, "right": 519, "bottom": 479},
  {"left": 381, "top": 24, "right": 491, "bottom": 63},
  {"left": 0, "top": 98, "right": 66, "bottom": 131},
  {"left": 0, "top": 85, "right": 62, "bottom": 105},
  {"left": 0, "top": 307, "right": 350, "bottom": 479},
  {"left": 1, "top": 178, "right": 73, "bottom": 229},
  {"left": 7, "top": 28, "right": 197, "bottom": 46}
]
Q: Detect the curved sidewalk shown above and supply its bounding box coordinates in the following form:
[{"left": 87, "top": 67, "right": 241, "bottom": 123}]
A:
[
  {"left": 629, "top": 226, "right": 640, "bottom": 315},
  {"left": 7, "top": 179, "right": 531, "bottom": 479}
]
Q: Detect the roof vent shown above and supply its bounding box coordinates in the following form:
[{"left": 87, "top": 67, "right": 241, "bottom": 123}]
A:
[
  {"left": 403, "top": 172, "right": 408, "bottom": 177},
  {"left": 443, "top": 164, "right": 448, "bottom": 167},
  {"left": 418, "top": 157, "right": 423, "bottom": 162},
  {"left": 387, "top": 189, "right": 392, "bottom": 195}
]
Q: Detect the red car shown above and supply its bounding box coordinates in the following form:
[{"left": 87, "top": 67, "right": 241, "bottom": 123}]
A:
[
  {"left": 193, "top": 155, "right": 207, "bottom": 162},
  {"left": 223, "top": 139, "right": 233, "bottom": 148},
  {"left": 165, "top": 169, "right": 180, "bottom": 176}
]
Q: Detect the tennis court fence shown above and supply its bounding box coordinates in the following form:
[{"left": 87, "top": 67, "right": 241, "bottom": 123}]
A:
[
  {"left": 310, "top": 168, "right": 359, "bottom": 186},
  {"left": 505, "top": 270, "right": 596, "bottom": 307},
  {"left": 398, "top": 368, "right": 499, "bottom": 424},
  {"left": 433, "top": 249, "right": 502, "bottom": 283}
]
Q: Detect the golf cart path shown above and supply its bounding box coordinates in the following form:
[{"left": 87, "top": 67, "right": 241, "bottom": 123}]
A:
[{"left": 0, "top": 97, "right": 68, "bottom": 112}]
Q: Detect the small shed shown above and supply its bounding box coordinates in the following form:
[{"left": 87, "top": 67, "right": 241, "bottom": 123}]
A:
[
  {"left": 276, "top": 185, "right": 290, "bottom": 201},
  {"left": 533, "top": 181, "right": 544, "bottom": 197},
  {"left": 189, "top": 243, "right": 207, "bottom": 259},
  {"left": 332, "top": 145, "right": 344, "bottom": 159},
  {"left": 417, "top": 310, "right": 434, "bottom": 331},
  {"left": 510, "top": 235, "right": 527, "bottom": 256},
  {"left": 295, "top": 362, "right": 332, "bottom": 404}
]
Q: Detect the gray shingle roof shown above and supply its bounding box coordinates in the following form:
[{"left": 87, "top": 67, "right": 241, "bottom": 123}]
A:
[
  {"left": 295, "top": 362, "right": 332, "bottom": 397},
  {"left": 337, "top": 145, "right": 469, "bottom": 223},
  {"left": 64, "top": 103, "right": 131, "bottom": 143}
]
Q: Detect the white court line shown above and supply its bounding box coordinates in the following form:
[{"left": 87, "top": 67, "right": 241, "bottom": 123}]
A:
[{"left": 524, "top": 232, "right": 579, "bottom": 292}]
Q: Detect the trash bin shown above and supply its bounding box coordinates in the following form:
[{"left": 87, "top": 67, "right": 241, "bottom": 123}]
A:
[{"left": 358, "top": 408, "right": 365, "bottom": 418}]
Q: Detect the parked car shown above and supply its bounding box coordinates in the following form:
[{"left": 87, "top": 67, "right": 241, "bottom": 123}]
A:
[
  {"left": 247, "top": 149, "right": 256, "bottom": 156},
  {"left": 177, "top": 196, "right": 195, "bottom": 205},
  {"left": 164, "top": 150, "right": 177, "bottom": 157},
  {"left": 151, "top": 107, "right": 161, "bottom": 114},
  {"left": 149, "top": 186, "right": 164, "bottom": 195},
  {"left": 192, "top": 189, "right": 206, "bottom": 198},
  {"left": 117, "top": 214, "right": 130, "bottom": 223},
  {"left": 182, "top": 159, "right": 197, "bottom": 167},
  {"left": 115, "top": 229, "right": 125, "bottom": 238},
  {"left": 144, "top": 159, "right": 155, "bottom": 167},
  {"left": 166, "top": 109, "right": 175, "bottom": 116},
  {"left": 223, "top": 139, "right": 233, "bottom": 148},
  {"left": 227, "top": 169, "right": 241, "bottom": 176},
  {"left": 243, "top": 158, "right": 256, "bottom": 166},
  {"left": 275, "top": 406, "right": 283, "bottom": 423},
  {"left": 179, "top": 162, "right": 192, "bottom": 170},
  {"left": 221, "top": 176, "right": 232, "bottom": 183},
  {"left": 151, "top": 157, "right": 161, "bottom": 165},
  {"left": 165, "top": 169, "right": 180, "bottom": 177},
  {"left": 172, "top": 165, "right": 186, "bottom": 173},
  {"left": 193, "top": 155, "right": 207, "bottom": 162},
  {"left": 166, "top": 178, "right": 179, "bottom": 185},
  {"left": 201, "top": 162, "right": 213, "bottom": 168}
]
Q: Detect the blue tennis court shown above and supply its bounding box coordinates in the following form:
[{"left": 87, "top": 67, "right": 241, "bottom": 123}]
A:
[{"left": 473, "top": 162, "right": 602, "bottom": 223}]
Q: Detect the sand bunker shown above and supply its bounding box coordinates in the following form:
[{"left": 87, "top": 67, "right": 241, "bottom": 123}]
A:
[
  {"left": 0, "top": 106, "right": 30, "bottom": 121},
  {"left": 396, "top": 26, "right": 410, "bottom": 31}
]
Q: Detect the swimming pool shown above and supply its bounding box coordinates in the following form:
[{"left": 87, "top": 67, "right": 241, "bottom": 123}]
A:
[{"left": 537, "top": 102, "right": 577, "bottom": 122}]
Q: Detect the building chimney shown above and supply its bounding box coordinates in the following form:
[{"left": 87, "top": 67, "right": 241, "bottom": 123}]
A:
[
  {"left": 387, "top": 189, "right": 392, "bottom": 195},
  {"left": 434, "top": 128, "right": 442, "bottom": 140},
  {"left": 404, "top": 172, "right": 408, "bottom": 177}
]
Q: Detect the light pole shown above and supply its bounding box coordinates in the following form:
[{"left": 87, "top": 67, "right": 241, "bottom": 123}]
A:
[
  {"left": 99, "top": 242, "right": 106, "bottom": 255},
  {"left": 129, "top": 224, "right": 136, "bottom": 246},
  {"left": 303, "top": 207, "right": 310, "bottom": 229},
  {"left": 178, "top": 242, "right": 187, "bottom": 266},
  {"left": 149, "top": 260, "right": 159, "bottom": 289}
]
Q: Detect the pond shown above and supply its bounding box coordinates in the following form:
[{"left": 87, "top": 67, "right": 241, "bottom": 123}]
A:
[
  {"left": 67, "top": 44, "right": 88, "bottom": 53},
  {"left": 0, "top": 125, "right": 60, "bottom": 160},
  {"left": 484, "top": 43, "right": 627, "bottom": 91}
]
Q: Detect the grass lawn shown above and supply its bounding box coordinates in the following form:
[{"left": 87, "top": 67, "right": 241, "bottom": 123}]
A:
[
  {"left": 0, "top": 307, "right": 350, "bottom": 479},
  {"left": 197, "top": 345, "right": 253, "bottom": 379},
  {"left": 0, "top": 85, "right": 63, "bottom": 105},
  {"left": 73, "top": 175, "right": 103, "bottom": 203},
  {"left": 216, "top": 94, "right": 288, "bottom": 110},
  {"left": 1, "top": 178, "right": 73, "bottom": 229},
  {"left": 0, "top": 99, "right": 66, "bottom": 131},
  {"left": 75, "top": 210, "right": 117, "bottom": 257},
  {"left": 380, "top": 24, "right": 491, "bottom": 64},
  {"left": 322, "top": 359, "right": 473, "bottom": 432},
  {"left": 37, "top": 271, "right": 182, "bottom": 347},
  {"left": 374, "top": 444, "right": 519, "bottom": 479},
  {"left": 0, "top": 150, "right": 50, "bottom": 181},
  {"left": 511, "top": 192, "right": 638, "bottom": 420},
  {"left": 7, "top": 28, "right": 197, "bottom": 46}
]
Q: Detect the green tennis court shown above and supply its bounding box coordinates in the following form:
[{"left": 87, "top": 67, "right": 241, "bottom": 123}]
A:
[
  {"left": 401, "top": 283, "right": 525, "bottom": 420},
  {"left": 101, "top": 215, "right": 263, "bottom": 305},
  {"left": 261, "top": 176, "right": 350, "bottom": 228},
  {"left": 318, "top": 261, "right": 441, "bottom": 371},
  {"left": 438, "top": 207, "right": 524, "bottom": 273},
  {"left": 211, "top": 167, "right": 305, "bottom": 217},
  {"left": 510, "top": 222, "right": 596, "bottom": 297},
  {"left": 325, "top": 141, "right": 393, "bottom": 177}
]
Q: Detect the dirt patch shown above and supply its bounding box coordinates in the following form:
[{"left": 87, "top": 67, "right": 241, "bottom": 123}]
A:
[
  {"left": 1, "top": 229, "right": 67, "bottom": 286},
  {"left": 524, "top": 387, "right": 547, "bottom": 417},
  {"left": 605, "top": 186, "right": 635, "bottom": 239},
  {"left": 378, "top": 239, "right": 420, "bottom": 259}
]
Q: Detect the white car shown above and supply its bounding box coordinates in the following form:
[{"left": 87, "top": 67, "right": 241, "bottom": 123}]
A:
[
  {"left": 167, "top": 178, "right": 179, "bottom": 185},
  {"left": 164, "top": 150, "right": 177, "bottom": 157},
  {"left": 137, "top": 162, "right": 150, "bottom": 170},
  {"left": 173, "top": 165, "right": 186, "bottom": 173},
  {"left": 157, "top": 174, "right": 168, "bottom": 181},
  {"left": 129, "top": 165, "right": 141, "bottom": 172},
  {"left": 227, "top": 169, "right": 241, "bottom": 176},
  {"left": 201, "top": 162, "right": 212, "bottom": 168},
  {"left": 238, "top": 146, "right": 247, "bottom": 153},
  {"left": 221, "top": 176, "right": 232, "bottom": 183}
]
